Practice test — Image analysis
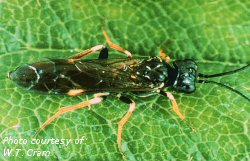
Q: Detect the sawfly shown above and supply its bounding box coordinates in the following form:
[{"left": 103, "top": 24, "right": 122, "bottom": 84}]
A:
[{"left": 8, "top": 30, "right": 250, "bottom": 152}]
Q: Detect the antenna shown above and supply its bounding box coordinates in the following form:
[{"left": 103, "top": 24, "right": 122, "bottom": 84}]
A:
[
  {"left": 198, "top": 64, "right": 249, "bottom": 78},
  {"left": 197, "top": 63, "right": 250, "bottom": 102},
  {"left": 198, "top": 80, "right": 250, "bottom": 102}
]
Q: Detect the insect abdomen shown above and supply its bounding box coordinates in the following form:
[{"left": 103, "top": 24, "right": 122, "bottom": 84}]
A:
[
  {"left": 8, "top": 58, "right": 149, "bottom": 94},
  {"left": 9, "top": 59, "right": 88, "bottom": 94}
]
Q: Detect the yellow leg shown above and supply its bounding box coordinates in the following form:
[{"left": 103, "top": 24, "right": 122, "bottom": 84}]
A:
[
  {"left": 159, "top": 49, "right": 171, "bottom": 63},
  {"left": 69, "top": 45, "right": 105, "bottom": 59},
  {"left": 117, "top": 101, "right": 136, "bottom": 151},
  {"left": 35, "top": 93, "right": 108, "bottom": 137},
  {"left": 165, "top": 92, "right": 185, "bottom": 120},
  {"left": 103, "top": 30, "right": 132, "bottom": 57},
  {"left": 70, "top": 30, "right": 132, "bottom": 59}
]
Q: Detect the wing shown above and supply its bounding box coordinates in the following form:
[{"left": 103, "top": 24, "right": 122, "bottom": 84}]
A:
[
  {"left": 26, "top": 58, "right": 158, "bottom": 94},
  {"left": 69, "top": 58, "right": 155, "bottom": 92}
]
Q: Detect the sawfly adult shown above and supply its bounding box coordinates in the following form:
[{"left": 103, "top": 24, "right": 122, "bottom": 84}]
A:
[{"left": 8, "top": 31, "right": 250, "bottom": 152}]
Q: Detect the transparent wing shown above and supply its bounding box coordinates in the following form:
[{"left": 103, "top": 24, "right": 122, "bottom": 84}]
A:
[{"left": 70, "top": 58, "right": 154, "bottom": 92}]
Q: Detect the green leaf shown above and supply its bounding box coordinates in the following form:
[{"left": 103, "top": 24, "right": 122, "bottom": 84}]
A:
[{"left": 0, "top": 0, "right": 249, "bottom": 160}]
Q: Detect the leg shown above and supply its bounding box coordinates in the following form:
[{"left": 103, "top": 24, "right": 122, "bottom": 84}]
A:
[
  {"left": 160, "top": 91, "right": 185, "bottom": 120},
  {"left": 69, "top": 44, "right": 105, "bottom": 59},
  {"left": 34, "top": 93, "right": 109, "bottom": 137},
  {"left": 117, "top": 95, "right": 136, "bottom": 151},
  {"left": 98, "top": 48, "right": 109, "bottom": 59},
  {"left": 103, "top": 30, "right": 132, "bottom": 57},
  {"left": 159, "top": 49, "right": 171, "bottom": 63}
]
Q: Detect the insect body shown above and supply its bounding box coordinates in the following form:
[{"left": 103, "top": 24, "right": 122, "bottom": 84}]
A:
[
  {"left": 8, "top": 31, "right": 250, "bottom": 153},
  {"left": 8, "top": 57, "right": 197, "bottom": 94}
]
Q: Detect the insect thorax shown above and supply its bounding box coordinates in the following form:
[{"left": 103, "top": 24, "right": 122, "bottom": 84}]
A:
[
  {"left": 132, "top": 57, "right": 175, "bottom": 88},
  {"left": 131, "top": 57, "right": 198, "bottom": 93},
  {"left": 172, "top": 59, "right": 198, "bottom": 93}
]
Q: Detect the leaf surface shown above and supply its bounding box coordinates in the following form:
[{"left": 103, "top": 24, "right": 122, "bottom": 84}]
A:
[{"left": 0, "top": 0, "right": 249, "bottom": 160}]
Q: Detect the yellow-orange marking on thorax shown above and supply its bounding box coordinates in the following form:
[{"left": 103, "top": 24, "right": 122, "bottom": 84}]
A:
[
  {"left": 67, "top": 89, "right": 86, "bottom": 96},
  {"left": 159, "top": 49, "right": 171, "bottom": 63},
  {"left": 67, "top": 59, "right": 76, "bottom": 64}
]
